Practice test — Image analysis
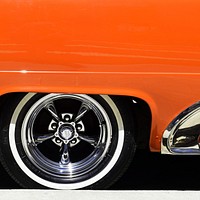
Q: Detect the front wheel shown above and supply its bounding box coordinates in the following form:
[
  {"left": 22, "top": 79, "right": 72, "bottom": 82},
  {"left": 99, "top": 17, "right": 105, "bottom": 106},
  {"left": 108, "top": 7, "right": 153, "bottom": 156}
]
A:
[{"left": 0, "top": 93, "right": 135, "bottom": 189}]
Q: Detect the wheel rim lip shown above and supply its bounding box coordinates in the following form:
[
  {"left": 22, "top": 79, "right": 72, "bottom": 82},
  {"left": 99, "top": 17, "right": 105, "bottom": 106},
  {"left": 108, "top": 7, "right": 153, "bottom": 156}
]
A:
[
  {"left": 23, "top": 94, "right": 112, "bottom": 179},
  {"left": 9, "top": 93, "right": 125, "bottom": 189}
]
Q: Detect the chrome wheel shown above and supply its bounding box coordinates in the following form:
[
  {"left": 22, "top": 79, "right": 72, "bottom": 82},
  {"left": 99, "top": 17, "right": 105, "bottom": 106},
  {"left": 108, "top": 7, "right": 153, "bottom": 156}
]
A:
[
  {"left": 21, "top": 94, "right": 112, "bottom": 181},
  {"left": 0, "top": 93, "right": 135, "bottom": 189}
]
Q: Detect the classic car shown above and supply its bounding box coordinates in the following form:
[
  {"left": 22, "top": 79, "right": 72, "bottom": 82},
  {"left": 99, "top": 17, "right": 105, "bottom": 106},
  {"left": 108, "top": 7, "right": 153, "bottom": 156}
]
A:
[{"left": 0, "top": 0, "right": 199, "bottom": 189}]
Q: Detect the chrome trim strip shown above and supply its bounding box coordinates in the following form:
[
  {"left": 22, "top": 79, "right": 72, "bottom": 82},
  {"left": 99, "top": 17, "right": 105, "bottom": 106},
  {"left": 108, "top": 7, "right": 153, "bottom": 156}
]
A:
[{"left": 161, "top": 101, "right": 200, "bottom": 155}]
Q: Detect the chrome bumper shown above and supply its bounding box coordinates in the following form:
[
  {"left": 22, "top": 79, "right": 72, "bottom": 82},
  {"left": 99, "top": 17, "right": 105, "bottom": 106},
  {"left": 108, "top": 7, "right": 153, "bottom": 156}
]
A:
[{"left": 161, "top": 102, "right": 200, "bottom": 155}]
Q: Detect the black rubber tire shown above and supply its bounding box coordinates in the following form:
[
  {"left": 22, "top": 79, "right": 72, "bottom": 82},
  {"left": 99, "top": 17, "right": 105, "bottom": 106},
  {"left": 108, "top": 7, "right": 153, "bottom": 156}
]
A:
[{"left": 0, "top": 93, "right": 135, "bottom": 189}]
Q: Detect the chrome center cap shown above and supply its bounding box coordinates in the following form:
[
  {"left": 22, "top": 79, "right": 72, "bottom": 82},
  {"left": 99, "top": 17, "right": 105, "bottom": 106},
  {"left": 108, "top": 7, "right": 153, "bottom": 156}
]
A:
[{"left": 59, "top": 126, "right": 74, "bottom": 140}]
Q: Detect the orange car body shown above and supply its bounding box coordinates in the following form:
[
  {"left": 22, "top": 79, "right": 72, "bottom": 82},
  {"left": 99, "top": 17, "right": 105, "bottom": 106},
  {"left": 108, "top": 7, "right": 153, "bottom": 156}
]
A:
[{"left": 0, "top": 0, "right": 200, "bottom": 152}]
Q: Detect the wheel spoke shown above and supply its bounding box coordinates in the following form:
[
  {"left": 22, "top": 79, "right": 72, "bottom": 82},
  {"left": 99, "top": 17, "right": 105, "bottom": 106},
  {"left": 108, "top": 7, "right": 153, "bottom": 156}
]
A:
[
  {"left": 74, "top": 103, "right": 91, "bottom": 122},
  {"left": 45, "top": 102, "right": 60, "bottom": 121},
  {"left": 79, "top": 134, "right": 98, "bottom": 147},
  {"left": 34, "top": 133, "right": 55, "bottom": 144},
  {"left": 60, "top": 144, "right": 71, "bottom": 165}
]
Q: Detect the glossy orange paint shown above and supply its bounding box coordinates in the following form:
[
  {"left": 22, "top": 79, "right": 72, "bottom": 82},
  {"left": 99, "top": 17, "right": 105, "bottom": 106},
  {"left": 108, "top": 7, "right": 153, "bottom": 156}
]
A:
[{"left": 0, "top": 0, "right": 200, "bottom": 151}]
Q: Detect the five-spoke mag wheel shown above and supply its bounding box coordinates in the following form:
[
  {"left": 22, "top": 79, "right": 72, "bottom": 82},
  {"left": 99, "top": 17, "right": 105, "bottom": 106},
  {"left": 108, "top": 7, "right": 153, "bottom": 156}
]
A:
[{"left": 0, "top": 93, "right": 135, "bottom": 189}]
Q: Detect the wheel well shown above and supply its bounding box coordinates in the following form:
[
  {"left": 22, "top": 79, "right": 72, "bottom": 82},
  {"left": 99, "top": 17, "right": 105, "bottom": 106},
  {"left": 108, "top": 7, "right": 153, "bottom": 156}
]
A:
[
  {"left": 117, "top": 96, "right": 152, "bottom": 149},
  {"left": 0, "top": 92, "right": 25, "bottom": 108},
  {"left": 132, "top": 97, "right": 152, "bottom": 149},
  {"left": 0, "top": 93, "right": 26, "bottom": 122},
  {"left": 0, "top": 93, "right": 152, "bottom": 149}
]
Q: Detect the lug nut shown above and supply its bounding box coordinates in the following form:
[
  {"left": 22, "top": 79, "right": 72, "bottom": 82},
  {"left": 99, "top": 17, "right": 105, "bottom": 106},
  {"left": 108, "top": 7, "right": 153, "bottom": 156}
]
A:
[
  {"left": 55, "top": 138, "right": 61, "bottom": 143},
  {"left": 64, "top": 115, "right": 70, "bottom": 122},
  {"left": 76, "top": 124, "right": 82, "bottom": 131},
  {"left": 71, "top": 139, "right": 77, "bottom": 144},
  {"left": 51, "top": 123, "right": 57, "bottom": 130}
]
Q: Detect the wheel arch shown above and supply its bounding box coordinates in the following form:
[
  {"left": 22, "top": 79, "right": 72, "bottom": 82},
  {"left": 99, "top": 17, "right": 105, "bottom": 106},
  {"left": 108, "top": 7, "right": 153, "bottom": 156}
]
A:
[{"left": 0, "top": 92, "right": 153, "bottom": 151}]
